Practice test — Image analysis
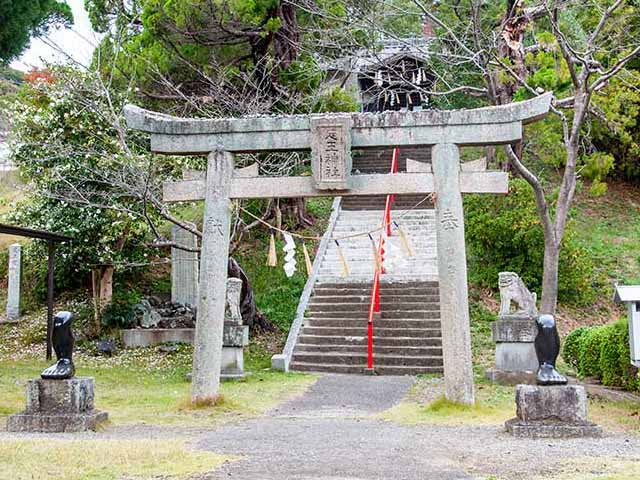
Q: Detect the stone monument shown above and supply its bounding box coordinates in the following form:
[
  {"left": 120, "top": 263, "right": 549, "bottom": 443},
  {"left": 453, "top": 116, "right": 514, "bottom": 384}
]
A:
[
  {"left": 8, "top": 312, "right": 108, "bottom": 432},
  {"left": 171, "top": 224, "right": 199, "bottom": 307},
  {"left": 505, "top": 313, "right": 602, "bottom": 438},
  {"left": 486, "top": 272, "right": 538, "bottom": 384},
  {"left": 5, "top": 243, "right": 21, "bottom": 321}
]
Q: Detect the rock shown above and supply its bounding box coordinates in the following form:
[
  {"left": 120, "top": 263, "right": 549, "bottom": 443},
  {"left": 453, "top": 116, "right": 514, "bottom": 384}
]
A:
[
  {"left": 137, "top": 299, "right": 162, "bottom": 328},
  {"left": 148, "top": 295, "right": 163, "bottom": 307},
  {"left": 159, "top": 344, "right": 179, "bottom": 353},
  {"left": 96, "top": 339, "right": 116, "bottom": 356}
]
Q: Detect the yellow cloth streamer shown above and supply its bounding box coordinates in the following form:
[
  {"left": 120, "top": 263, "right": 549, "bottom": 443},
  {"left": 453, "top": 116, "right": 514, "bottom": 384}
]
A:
[
  {"left": 266, "top": 231, "right": 278, "bottom": 267},
  {"left": 302, "top": 241, "right": 313, "bottom": 277},
  {"left": 335, "top": 240, "right": 350, "bottom": 278},
  {"left": 395, "top": 222, "right": 415, "bottom": 257}
]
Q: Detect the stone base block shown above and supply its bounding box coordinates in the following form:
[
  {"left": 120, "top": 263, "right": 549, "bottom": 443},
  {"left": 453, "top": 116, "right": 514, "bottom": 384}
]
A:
[
  {"left": 8, "top": 377, "right": 108, "bottom": 433},
  {"left": 492, "top": 317, "right": 537, "bottom": 342},
  {"left": 505, "top": 418, "right": 602, "bottom": 439},
  {"left": 505, "top": 384, "right": 601, "bottom": 438},
  {"left": 221, "top": 346, "right": 245, "bottom": 379},
  {"left": 495, "top": 342, "right": 539, "bottom": 372},
  {"left": 271, "top": 354, "right": 288, "bottom": 372},
  {"left": 485, "top": 368, "right": 536, "bottom": 385},
  {"left": 7, "top": 411, "right": 108, "bottom": 433},
  {"left": 25, "top": 378, "right": 96, "bottom": 414}
]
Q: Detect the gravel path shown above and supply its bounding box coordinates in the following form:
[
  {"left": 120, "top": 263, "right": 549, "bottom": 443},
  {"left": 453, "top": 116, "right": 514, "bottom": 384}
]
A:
[
  {"left": 196, "top": 374, "right": 640, "bottom": 480},
  {"left": 2, "top": 374, "right": 637, "bottom": 479}
]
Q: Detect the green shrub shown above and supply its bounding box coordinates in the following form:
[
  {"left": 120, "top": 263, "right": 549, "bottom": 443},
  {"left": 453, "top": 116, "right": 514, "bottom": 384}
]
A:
[
  {"left": 464, "top": 178, "right": 596, "bottom": 305},
  {"left": 599, "top": 319, "right": 639, "bottom": 391},
  {"left": 101, "top": 290, "right": 141, "bottom": 329},
  {"left": 563, "top": 320, "right": 640, "bottom": 392},
  {"left": 578, "top": 326, "right": 605, "bottom": 378},
  {"left": 562, "top": 326, "right": 588, "bottom": 370}
]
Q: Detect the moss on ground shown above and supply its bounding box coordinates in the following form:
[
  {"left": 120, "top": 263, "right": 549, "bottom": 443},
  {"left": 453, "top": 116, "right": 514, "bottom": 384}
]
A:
[{"left": 377, "top": 376, "right": 514, "bottom": 427}]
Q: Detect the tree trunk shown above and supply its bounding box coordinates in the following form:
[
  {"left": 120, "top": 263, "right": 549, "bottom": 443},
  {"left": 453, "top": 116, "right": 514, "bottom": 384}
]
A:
[
  {"left": 540, "top": 238, "right": 560, "bottom": 315},
  {"left": 92, "top": 265, "right": 115, "bottom": 332},
  {"left": 100, "top": 266, "right": 114, "bottom": 304}
]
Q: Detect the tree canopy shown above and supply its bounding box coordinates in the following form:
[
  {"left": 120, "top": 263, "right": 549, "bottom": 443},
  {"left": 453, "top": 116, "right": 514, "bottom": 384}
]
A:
[{"left": 0, "top": 0, "right": 73, "bottom": 64}]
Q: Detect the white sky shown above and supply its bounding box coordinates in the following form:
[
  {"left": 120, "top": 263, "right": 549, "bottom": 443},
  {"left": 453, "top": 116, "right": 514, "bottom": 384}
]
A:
[{"left": 10, "top": 0, "right": 100, "bottom": 72}]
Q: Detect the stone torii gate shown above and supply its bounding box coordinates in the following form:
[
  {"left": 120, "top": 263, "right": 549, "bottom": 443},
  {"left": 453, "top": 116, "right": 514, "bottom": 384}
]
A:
[{"left": 125, "top": 93, "right": 552, "bottom": 405}]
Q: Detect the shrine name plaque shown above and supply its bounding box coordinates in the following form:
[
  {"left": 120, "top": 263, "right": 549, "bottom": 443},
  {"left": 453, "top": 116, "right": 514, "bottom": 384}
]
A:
[{"left": 310, "top": 117, "right": 352, "bottom": 190}]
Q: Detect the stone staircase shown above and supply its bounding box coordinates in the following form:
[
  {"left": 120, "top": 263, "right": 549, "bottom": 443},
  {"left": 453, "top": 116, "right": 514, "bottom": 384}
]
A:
[
  {"left": 288, "top": 147, "right": 444, "bottom": 375},
  {"left": 290, "top": 280, "right": 443, "bottom": 374}
]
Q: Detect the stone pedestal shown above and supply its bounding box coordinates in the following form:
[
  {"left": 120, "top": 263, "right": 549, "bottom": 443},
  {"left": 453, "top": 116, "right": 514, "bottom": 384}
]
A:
[
  {"left": 7, "top": 378, "right": 108, "bottom": 432},
  {"left": 505, "top": 384, "right": 602, "bottom": 438},
  {"left": 221, "top": 323, "right": 249, "bottom": 379},
  {"left": 486, "top": 315, "right": 537, "bottom": 385}
]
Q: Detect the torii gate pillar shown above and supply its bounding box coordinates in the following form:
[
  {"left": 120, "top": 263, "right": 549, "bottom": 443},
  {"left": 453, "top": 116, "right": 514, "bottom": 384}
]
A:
[
  {"left": 192, "top": 151, "right": 234, "bottom": 401},
  {"left": 432, "top": 144, "right": 474, "bottom": 404}
]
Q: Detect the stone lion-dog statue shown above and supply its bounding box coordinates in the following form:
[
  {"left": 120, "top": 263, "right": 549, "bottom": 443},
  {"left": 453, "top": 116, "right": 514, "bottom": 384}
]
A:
[{"left": 498, "top": 272, "right": 538, "bottom": 318}]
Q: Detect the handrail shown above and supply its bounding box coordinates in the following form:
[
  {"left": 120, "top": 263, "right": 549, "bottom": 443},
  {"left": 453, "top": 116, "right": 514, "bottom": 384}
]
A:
[{"left": 367, "top": 147, "right": 399, "bottom": 370}]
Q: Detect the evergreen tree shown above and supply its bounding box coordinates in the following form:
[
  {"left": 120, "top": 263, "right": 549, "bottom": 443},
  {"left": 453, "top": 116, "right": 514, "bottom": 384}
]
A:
[{"left": 0, "top": 0, "right": 73, "bottom": 64}]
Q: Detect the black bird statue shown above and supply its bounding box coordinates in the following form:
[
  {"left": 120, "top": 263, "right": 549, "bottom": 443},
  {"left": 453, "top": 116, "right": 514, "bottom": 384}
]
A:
[
  {"left": 534, "top": 314, "right": 568, "bottom": 385},
  {"left": 41, "top": 311, "right": 75, "bottom": 380}
]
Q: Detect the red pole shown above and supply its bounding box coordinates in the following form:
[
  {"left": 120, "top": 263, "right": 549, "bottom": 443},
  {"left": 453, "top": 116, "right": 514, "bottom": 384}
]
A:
[
  {"left": 367, "top": 269, "right": 380, "bottom": 370},
  {"left": 368, "top": 147, "right": 400, "bottom": 372}
]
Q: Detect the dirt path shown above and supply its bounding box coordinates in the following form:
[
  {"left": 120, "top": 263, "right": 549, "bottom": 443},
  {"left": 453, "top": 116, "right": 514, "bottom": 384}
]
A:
[{"left": 195, "top": 374, "right": 640, "bottom": 480}]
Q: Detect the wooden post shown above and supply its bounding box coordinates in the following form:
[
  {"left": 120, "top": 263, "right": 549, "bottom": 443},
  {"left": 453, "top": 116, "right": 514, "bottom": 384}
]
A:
[
  {"left": 432, "top": 143, "right": 475, "bottom": 405},
  {"left": 46, "top": 240, "right": 55, "bottom": 360},
  {"left": 191, "top": 150, "right": 234, "bottom": 403}
]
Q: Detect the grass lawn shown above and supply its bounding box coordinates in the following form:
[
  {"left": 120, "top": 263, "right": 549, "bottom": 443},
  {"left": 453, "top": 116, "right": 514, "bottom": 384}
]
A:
[
  {"left": 0, "top": 438, "right": 234, "bottom": 480},
  {"left": 0, "top": 308, "right": 315, "bottom": 480},
  {"left": 0, "top": 312, "right": 316, "bottom": 427},
  {"left": 0, "top": 355, "right": 315, "bottom": 426},
  {"left": 378, "top": 374, "right": 640, "bottom": 434}
]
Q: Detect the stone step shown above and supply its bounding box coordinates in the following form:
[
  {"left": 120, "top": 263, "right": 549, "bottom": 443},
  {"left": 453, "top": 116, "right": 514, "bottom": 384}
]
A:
[
  {"left": 313, "top": 286, "right": 439, "bottom": 295},
  {"left": 305, "top": 319, "right": 441, "bottom": 329},
  {"left": 301, "top": 326, "right": 441, "bottom": 337},
  {"left": 323, "top": 242, "right": 436, "bottom": 249},
  {"left": 319, "top": 261, "right": 438, "bottom": 269},
  {"left": 314, "top": 281, "right": 439, "bottom": 288},
  {"left": 306, "top": 309, "right": 440, "bottom": 319},
  {"left": 307, "top": 302, "right": 440, "bottom": 312},
  {"left": 291, "top": 352, "right": 443, "bottom": 367},
  {"left": 308, "top": 294, "right": 441, "bottom": 304},
  {"left": 289, "top": 362, "right": 443, "bottom": 375},
  {"left": 320, "top": 259, "right": 438, "bottom": 272},
  {"left": 294, "top": 344, "right": 443, "bottom": 355},
  {"left": 296, "top": 334, "right": 442, "bottom": 347}
]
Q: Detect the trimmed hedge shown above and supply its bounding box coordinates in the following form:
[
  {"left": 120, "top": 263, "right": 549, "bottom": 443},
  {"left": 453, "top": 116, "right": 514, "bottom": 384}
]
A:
[{"left": 562, "top": 319, "right": 640, "bottom": 391}]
